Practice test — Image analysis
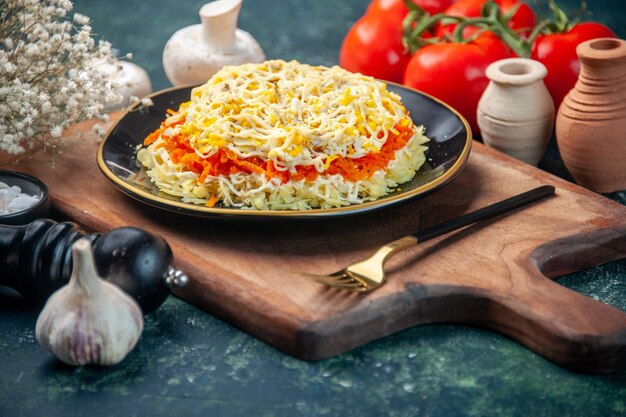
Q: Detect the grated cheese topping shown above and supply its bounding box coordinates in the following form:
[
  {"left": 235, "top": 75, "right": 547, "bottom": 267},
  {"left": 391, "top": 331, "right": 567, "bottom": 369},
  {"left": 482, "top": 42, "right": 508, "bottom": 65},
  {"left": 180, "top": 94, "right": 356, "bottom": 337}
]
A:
[{"left": 137, "top": 60, "right": 429, "bottom": 210}]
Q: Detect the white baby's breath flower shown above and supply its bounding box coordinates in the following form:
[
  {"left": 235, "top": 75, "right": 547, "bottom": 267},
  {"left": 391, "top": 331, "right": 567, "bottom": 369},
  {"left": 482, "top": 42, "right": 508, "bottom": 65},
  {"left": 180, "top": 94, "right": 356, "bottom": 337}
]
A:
[
  {"left": 73, "top": 13, "right": 90, "bottom": 25},
  {"left": 0, "top": 0, "right": 123, "bottom": 155},
  {"left": 67, "top": 97, "right": 79, "bottom": 109},
  {"left": 92, "top": 124, "right": 106, "bottom": 137},
  {"left": 50, "top": 126, "right": 63, "bottom": 138}
]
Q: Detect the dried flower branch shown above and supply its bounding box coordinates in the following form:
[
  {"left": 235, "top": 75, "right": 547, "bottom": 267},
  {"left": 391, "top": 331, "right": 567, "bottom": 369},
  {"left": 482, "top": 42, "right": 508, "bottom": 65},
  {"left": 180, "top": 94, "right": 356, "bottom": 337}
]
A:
[{"left": 0, "top": 0, "right": 122, "bottom": 156}]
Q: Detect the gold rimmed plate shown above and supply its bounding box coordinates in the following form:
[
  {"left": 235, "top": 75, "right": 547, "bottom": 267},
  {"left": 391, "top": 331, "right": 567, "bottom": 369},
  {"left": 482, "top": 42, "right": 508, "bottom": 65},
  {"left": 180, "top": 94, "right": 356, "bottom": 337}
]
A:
[{"left": 97, "top": 83, "right": 471, "bottom": 220}]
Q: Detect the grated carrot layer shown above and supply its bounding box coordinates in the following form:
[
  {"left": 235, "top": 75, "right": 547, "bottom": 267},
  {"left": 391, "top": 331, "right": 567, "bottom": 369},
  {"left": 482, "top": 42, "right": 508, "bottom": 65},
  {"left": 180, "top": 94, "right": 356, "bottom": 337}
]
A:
[{"left": 143, "top": 113, "right": 414, "bottom": 185}]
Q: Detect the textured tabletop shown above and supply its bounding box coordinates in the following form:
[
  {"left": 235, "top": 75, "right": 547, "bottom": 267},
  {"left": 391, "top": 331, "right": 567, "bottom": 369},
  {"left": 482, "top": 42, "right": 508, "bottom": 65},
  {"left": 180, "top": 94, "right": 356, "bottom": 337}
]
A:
[{"left": 1, "top": 0, "right": 626, "bottom": 416}]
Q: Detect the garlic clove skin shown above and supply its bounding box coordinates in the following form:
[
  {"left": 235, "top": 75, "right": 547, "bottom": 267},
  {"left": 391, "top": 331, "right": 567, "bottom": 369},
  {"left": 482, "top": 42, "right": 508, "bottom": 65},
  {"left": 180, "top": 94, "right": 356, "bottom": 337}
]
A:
[{"left": 36, "top": 238, "right": 144, "bottom": 366}]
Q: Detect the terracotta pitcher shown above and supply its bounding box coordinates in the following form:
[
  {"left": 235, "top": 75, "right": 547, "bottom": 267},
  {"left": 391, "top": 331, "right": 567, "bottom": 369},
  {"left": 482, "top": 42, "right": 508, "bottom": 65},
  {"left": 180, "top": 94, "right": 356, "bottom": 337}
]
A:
[{"left": 556, "top": 38, "right": 626, "bottom": 193}]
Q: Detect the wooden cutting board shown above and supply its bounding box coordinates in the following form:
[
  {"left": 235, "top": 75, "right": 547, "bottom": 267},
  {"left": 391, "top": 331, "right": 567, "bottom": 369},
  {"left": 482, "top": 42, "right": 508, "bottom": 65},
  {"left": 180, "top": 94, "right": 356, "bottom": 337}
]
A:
[{"left": 5, "top": 117, "right": 626, "bottom": 373}]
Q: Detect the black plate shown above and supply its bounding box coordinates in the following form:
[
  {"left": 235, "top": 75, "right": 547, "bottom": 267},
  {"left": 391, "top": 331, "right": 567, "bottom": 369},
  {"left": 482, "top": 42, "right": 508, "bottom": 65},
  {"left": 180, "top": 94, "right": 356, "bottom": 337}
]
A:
[{"left": 97, "top": 83, "right": 471, "bottom": 219}]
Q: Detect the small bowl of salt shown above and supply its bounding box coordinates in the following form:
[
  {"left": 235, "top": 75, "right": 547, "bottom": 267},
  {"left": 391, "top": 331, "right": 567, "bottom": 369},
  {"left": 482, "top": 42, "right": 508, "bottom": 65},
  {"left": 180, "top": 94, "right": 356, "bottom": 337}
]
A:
[{"left": 0, "top": 170, "right": 50, "bottom": 225}]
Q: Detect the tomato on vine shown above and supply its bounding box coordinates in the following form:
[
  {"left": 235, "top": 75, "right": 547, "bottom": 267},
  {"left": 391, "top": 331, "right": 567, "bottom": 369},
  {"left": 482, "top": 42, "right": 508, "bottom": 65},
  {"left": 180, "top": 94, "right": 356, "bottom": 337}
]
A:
[
  {"left": 403, "top": 32, "right": 514, "bottom": 134},
  {"left": 435, "top": 0, "right": 536, "bottom": 38},
  {"left": 403, "top": 0, "right": 617, "bottom": 115},
  {"left": 339, "top": 0, "right": 453, "bottom": 83},
  {"left": 530, "top": 16, "right": 616, "bottom": 108}
]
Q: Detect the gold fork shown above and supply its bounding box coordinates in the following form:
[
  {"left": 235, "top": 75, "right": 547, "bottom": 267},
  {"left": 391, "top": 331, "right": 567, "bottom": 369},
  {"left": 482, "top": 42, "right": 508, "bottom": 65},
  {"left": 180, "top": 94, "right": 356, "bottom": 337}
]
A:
[{"left": 306, "top": 185, "right": 555, "bottom": 292}]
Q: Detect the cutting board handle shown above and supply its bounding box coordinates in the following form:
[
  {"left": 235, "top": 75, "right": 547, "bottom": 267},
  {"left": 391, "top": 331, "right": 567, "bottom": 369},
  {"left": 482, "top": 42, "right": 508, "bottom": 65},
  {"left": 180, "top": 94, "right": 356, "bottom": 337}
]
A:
[
  {"left": 479, "top": 227, "right": 626, "bottom": 373},
  {"left": 484, "top": 274, "right": 626, "bottom": 373}
]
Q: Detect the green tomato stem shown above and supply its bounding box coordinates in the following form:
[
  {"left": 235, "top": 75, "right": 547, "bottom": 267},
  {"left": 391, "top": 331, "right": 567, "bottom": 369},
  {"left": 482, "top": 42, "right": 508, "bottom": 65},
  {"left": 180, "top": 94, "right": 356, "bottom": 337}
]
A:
[
  {"left": 403, "top": 11, "right": 450, "bottom": 54},
  {"left": 401, "top": 0, "right": 579, "bottom": 58}
]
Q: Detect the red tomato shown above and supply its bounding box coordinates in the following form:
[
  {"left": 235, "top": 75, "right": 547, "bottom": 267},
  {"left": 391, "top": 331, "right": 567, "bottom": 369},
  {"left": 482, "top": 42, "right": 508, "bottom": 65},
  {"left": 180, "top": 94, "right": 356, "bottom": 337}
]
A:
[
  {"left": 369, "top": 0, "right": 453, "bottom": 15},
  {"left": 340, "top": 0, "right": 454, "bottom": 82},
  {"left": 531, "top": 22, "right": 617, "bottom": 109},
  {"left": 435, "top": 0, "right": 537, "bottom": 38},
  {"left": 403, "top": 32, "right": 513, "bottom": 134}
]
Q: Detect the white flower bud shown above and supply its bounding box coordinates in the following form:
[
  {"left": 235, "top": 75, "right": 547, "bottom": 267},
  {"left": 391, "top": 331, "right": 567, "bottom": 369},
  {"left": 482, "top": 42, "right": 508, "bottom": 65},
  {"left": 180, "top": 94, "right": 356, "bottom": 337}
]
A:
[
  {"left": 141, "top": 98, "right": 154, "bottom": 107},
  {"left": 50, "top": 126, "right": 63, "bottom": 138},
  {"left": 92, "top": 124, "right": 106, "bottom": 137},
  {"left": 73, "top": 13, "right": 90, "bottom": 25}
]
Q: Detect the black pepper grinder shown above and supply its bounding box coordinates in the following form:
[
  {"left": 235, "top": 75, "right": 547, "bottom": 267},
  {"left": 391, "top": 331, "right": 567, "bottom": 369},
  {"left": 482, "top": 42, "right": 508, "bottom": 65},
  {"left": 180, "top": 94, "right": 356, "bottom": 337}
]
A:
[{"left": 0, "top": 219, "right": 187, "bottom": 314}]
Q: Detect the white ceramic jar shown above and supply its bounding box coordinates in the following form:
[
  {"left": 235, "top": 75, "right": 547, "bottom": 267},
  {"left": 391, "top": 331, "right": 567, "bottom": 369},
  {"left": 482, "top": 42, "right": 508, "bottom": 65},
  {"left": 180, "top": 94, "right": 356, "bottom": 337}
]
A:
[
  {"left": 162, "top": 0, "right": 265, "bottom": 86},
  {"left": 477, "top": 58, "right": 555, "bottom": 166}
]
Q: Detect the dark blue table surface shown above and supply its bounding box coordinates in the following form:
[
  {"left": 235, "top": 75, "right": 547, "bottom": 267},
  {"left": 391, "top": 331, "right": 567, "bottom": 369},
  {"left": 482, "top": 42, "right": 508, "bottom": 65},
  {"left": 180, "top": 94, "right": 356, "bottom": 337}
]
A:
[{"left": 1, "top": 1, "right": 625, "bottom": 416}]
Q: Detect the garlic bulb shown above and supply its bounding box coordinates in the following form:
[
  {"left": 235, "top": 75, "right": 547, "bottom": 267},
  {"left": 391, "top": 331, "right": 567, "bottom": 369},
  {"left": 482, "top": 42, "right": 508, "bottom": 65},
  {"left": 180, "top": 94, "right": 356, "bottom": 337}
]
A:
[{"left": 35, "top": 238, "right": 144, "bottom": 366}]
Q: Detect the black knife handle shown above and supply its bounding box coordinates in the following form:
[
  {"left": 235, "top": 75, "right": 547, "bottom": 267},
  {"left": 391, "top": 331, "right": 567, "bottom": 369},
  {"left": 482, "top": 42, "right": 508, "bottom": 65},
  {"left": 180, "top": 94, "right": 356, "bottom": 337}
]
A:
[{"left": 413, "top": 185, "right": 556, "bottom": 243}]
